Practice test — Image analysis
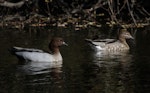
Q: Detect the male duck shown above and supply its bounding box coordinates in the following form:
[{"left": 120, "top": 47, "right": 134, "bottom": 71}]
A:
[
  {"left": 85, "top": 29, "right": 134, "bottom": 51},
  {"left": 10, "top": 37, "right": 67, "bottom": 62}
]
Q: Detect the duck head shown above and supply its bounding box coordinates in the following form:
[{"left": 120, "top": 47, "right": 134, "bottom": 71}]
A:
[
  {"left": 49, "top": 37, "right": 67, "bottom": 53},
  {"left": 119, "top": 29, "right": 134, "bottom": 42}
]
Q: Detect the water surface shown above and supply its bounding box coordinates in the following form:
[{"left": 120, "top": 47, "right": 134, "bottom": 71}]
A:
[{"left": 0, "top": 27, "right": 150, "bottom": 93}]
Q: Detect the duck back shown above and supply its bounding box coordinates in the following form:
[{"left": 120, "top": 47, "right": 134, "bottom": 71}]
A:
[{"left": 10, "top": 47, "right": 63, "bottom": 62}]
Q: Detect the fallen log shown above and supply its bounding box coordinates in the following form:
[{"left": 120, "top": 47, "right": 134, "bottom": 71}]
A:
[{"left": 0, "top": 0, "right": 27, "bottom": 8}]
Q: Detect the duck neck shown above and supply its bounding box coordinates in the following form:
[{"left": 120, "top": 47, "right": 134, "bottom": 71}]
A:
[
  {"left": 119, "top": 38, "right": 129, "bottom": 49},
  {"left": 50, "top": 47, "right": 60, "bottom": 54}
]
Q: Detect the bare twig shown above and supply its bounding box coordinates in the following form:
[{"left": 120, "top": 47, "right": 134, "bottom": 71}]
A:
[
  {"left": 107, "top": 0, "right": 118, "bottom": 22},
  {"left": 126, "top": 0, "right": 137, "bottom": 25}
]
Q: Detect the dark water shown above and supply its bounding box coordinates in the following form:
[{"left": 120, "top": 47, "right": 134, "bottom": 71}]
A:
[{"left": 0, "top": 27, "right": 150, "bottom": 93}]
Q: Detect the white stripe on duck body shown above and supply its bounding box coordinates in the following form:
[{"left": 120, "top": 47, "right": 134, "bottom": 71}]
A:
[
  {"left": 10, "top": 37, "right": 68, "bottom": 62},
  {"left": 85, "top": 29, "right": 134, "bottom": 51}
]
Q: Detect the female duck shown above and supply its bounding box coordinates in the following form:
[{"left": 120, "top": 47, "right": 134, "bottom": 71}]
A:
[
  {"left": 85, "top": 29, "right": 134, "bottom": 51},
  {"left": 10, "top": 37, "right": 67, "bottom": 62}
]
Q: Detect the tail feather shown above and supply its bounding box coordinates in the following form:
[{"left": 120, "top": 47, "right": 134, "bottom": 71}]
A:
[
  {"left": 9, "top": 47, "right": 26, "bottom": 61},
  {"left": 85, "top": 39, "right": 93, "bottom": 44},
  {"left": 85, "top": 38, "right": 106, "bottom": 48},
  {"left": 85, "top": 39, "right": 97, "bottom": 46},
  {"left": 8, "top": 47, "right": 18, "bottom": 55}
]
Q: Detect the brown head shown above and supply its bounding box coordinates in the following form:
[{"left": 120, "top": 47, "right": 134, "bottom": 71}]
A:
[
  {"left": 49, "top": 37, "right": 67, "bottom": 53},
  {"left": 119, "top": 29, "right": 133, "bottom": 42}
]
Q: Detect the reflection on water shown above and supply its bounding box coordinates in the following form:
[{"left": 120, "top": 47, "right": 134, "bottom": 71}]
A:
[
  {"left": 81, "top": 48, "right": 134, "bottom": 93},
  {"left": 17, "top": 61, "right": 62, "bottom": 75},
  {"left": 16, "top": 62, "right": 64, "bottom": 93},
  {"left": 0, "top": 27, "right": 150, "bottom": 93},
  {"left": 93, "top": 50, "right": 131, "bottom": 67}
]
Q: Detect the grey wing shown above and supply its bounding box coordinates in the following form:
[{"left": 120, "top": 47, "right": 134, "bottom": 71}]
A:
[
  {"left": 93, "top": 39, "right": 117, "bottom": 43},
  {"left": 13, "top": 46, "right": 44, "bottom": 52}
]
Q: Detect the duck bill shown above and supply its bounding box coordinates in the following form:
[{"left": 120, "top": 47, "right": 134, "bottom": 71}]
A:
[
  {"left": 129, "top": 36, "right": 134, "bottom": 39},
  {"left": 63, "top": 42, "right": 68, "bottom": 46},
  {"left": 126, "top": 35, "right": 134, "bottom": 39}
]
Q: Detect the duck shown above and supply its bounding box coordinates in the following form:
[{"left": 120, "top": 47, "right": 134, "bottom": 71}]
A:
[
  {"left": 10, "top": 37, "right": 68, "bottom": 62},
  {"left": 85, "top": 29, "right": 134, "bottom": 51}
]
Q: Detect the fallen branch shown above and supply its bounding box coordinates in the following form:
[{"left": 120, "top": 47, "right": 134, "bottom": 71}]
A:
[{"left": 0, "top": 0, "right": 27, "bottom": 8}]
